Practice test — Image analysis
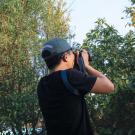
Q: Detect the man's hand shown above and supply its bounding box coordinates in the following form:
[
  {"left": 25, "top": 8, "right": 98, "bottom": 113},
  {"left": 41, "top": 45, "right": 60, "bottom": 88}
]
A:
[{"left": 81, "top": 49, "right": 114, "bottom": 93}]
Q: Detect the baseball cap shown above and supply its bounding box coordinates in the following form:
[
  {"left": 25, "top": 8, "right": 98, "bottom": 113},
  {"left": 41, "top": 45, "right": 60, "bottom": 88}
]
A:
[{"left": 42, "top": 38, "right": 72, "bottom": 60}]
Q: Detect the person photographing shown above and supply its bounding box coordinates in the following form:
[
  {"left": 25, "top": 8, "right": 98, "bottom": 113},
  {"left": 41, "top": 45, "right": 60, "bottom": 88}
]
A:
[{"left": 37, "top": 38, "right": 114, "bottom": 135}]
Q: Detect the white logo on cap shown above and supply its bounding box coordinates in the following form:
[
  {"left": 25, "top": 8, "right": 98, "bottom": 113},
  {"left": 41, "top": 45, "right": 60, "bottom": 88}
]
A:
[{"left": 44, "top": 44, "right": 53, "bottom": 49}]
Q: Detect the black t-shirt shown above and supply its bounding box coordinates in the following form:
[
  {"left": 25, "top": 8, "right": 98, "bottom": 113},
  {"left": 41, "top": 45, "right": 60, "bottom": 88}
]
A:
[{"left": 37, "top": 69, "right": 97, "bottom": 135}]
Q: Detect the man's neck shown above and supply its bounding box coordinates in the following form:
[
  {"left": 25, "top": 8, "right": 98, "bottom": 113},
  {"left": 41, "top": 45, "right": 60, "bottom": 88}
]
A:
[{"left": 50, "top": 65, "right": 71, "bottom": 73}]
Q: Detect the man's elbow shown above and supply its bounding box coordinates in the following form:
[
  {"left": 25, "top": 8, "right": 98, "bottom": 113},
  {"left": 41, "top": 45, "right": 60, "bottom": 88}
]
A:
[
  {"left": 108, "top": 83, "right": 115, "bottom": 93},
  {"left": 91, "top": 77, "right": 115, "bottom": 94}
]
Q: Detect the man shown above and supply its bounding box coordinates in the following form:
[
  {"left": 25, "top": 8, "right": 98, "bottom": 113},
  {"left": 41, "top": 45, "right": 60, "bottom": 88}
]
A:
[{"left": 37, "top": 38, "right": 114, "bottom": 135}]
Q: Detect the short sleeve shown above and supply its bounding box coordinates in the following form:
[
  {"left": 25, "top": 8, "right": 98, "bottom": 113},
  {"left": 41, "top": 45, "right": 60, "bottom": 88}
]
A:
[{"left": 67, "top": 69, "right": 97, "bottom": 95}]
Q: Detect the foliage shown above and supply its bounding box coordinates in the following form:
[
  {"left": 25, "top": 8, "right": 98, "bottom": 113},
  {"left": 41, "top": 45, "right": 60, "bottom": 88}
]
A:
[
  {"left": 83, "top": 19, "right": 135, "bottom": 135},
  {"left": 124, "top": 0, "right": 135, "bottom": 27},
  {"left": 42, "top": 0, "right": 70, "bottom": 40},
  {"left": 0, "top": 0, "right": 70, "bottom": 134},
  {"left": 131, "top": 0, "right": 135, "bottom": 4},
  {"left": 83, "top": 18, "right": 135, "bottom": 88}
]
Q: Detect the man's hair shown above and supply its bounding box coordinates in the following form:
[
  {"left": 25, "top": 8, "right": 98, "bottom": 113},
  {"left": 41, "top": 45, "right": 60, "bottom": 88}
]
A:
[
  {"left": 44, "top": 54, "right": 62, "bottom": 70},
  {"left": 44, "top": 50, "right": 72, "bottom": 70}
]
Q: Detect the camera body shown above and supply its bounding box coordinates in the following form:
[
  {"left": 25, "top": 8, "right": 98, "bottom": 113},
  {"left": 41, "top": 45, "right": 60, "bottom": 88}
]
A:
[{"left": 73, "top": 50, "right": 92, "bottom": 74}]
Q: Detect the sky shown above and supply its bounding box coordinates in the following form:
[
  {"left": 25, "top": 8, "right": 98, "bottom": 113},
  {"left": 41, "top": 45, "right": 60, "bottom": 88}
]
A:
[{"left": 66, "top": 0, "right": 134, "bottom": 44}]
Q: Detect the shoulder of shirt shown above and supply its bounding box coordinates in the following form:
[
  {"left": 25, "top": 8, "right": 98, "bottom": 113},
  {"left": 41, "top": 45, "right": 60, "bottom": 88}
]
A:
[
  {"left": 67, "top": 68, "right": 83, "bottom": 74},
  {"left": 66, "top": 68, "right": 85, "bottom": 78}
]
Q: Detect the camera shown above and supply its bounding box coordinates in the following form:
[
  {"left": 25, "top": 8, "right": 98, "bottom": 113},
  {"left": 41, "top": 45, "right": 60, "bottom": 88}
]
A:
[{"left": 73, "top": 50, "right": 92, "bottom": 74}]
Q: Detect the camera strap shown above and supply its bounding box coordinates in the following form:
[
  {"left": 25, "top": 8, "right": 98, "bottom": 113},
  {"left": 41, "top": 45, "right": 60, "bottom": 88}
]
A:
[
  {"left": 77, "top": 56, "right": 86, "bottom": 74},
  {"left": 76, "top": 52, "right": 89, "bottom": 75},
  {"left": 60, "top": 70, "right": 80, "bottom": 96}
]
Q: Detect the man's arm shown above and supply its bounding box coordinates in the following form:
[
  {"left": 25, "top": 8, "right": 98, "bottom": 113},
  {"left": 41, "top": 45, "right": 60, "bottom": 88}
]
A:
[
  {"left": 81, "top": 50, "right": 114, "bottom": 93},
  {"left": 85, "top": 65, "right": 114, "bottom": 93}
]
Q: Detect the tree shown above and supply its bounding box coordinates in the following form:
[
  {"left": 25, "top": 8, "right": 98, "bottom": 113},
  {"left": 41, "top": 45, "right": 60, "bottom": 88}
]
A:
[
  {"left": 0, "top": 0, "right": 70, "bottom": 134},
  {"left": 82, "top": 18, "right": 135, "bottom": 135},
  {"left": 42, "top": 0, "right": 70, "bottom": 40},
  {"left": 83, "top": 18, "right": 134, "bottom": 88},
  {"left": 124, "top": 0, "right": 135, "bottom": 27}
]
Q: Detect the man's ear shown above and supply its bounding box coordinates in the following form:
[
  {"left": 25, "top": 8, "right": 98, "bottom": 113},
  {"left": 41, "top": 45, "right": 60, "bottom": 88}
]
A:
[{"left": 62, "top": 54, "right": 68, "bottom": 62}]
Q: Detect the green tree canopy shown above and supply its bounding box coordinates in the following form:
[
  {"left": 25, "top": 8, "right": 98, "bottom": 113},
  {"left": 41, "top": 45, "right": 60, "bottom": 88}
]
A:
[
  {"left": 83, "top": 18, "right": 135, "bottom": 135},
  {"left": 0, "top": 0, "right": 70, "bottom": 134}
]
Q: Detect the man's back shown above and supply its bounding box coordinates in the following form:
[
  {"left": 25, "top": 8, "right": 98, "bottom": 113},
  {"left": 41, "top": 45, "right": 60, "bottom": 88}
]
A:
[
  {"left": 38, "top": 38, "right": 114, "bottom": 135},
  {"left": 37, "top": 69, "right": 96, "bottom": 135}
]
